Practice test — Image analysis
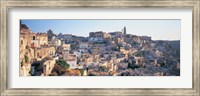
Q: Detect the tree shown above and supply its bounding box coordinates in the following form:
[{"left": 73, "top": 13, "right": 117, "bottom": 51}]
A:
[
  {"left": 89, "top": 73, "right": 96, "bottom": 76},
  {"left": 56, "top": 59, "right": 70, "bottom": 69},
  {"left": 112, "top": 47, "right": 118, "bottom": 51},
  {"left": 135, "top": 51, "right": 145, "bottom": 57},
  {"left": 99, "top": 66, "right": 107, "bottom": 72},
  {"left": 79, "top": 69, "right": 84, "bottom": 76},
  {"left": 74, "top": 68, "right": 84, "bottom": 76},
  {"left": 128, "top": 62, "right": 139, "bottom": 69}
]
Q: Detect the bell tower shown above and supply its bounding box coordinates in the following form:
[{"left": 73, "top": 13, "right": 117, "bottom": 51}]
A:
[{"left": 122, "top": 26, "right": 126, "bottom": 34}]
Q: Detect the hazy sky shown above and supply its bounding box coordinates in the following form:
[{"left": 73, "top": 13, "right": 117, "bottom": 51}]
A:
[{"left": 21, "top": 19, "right": 180, "bottom": 40}]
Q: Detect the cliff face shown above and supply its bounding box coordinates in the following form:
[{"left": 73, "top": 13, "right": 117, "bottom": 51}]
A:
[
  {"left": 20, "top": 42, "right": 35, "bottom": 76},
  {"left": 20, "top": 24, "right": 35, "bottom": 76}
]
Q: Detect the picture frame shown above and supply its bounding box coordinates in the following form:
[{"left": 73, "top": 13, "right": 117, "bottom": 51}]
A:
[{"left": 0, "top": 0, "right": 199, "bottom": 96}]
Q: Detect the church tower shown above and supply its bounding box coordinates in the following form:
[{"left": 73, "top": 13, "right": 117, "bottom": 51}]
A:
[{"left": 122, "top": 26, "right": 126, "bottom": 34}]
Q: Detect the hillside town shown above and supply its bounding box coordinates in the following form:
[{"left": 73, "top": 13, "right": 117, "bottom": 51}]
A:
[{"left": 20, "top": 23, "right": 180, "bottom": 76}]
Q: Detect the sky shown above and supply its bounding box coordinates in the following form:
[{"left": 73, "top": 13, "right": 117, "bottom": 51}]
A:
[{"left": 21, "top": 19, "right": 180, "bottom": 40}]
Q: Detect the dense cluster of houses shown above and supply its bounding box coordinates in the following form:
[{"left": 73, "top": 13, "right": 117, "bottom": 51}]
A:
[{"left": 20, "top": 24, "right": 180, "bottom": 76}]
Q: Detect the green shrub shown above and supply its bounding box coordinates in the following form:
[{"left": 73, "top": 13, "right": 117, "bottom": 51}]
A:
[
  {"left": 79, "top": 69, "right": 84, "bottom": 76},
  {"left": 24, "top": 55, "right": 29, "bottom": 63},
  {"left": 99, "top": 66, "right": 107, "bottom": 72},
  {"left": 135, "top": 51, "right": 145, "bottom": 57},
  {"left": 112, "top": 47, "right": 119, "bottom": 51},
  {"left": 74, "top": 68, "right": 84, "bottom": 76},
  {"left": 88, "top": 73, "right": 96, "bottom": 76},
  {"left": 56, "top": 59, "right": 70, "bottom": 69},
  {"left": 128, "top": 63, "right": 139, "bottom": 69}
]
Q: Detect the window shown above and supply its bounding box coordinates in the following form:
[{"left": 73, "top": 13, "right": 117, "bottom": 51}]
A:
[
  {"left": 37, "top": 52, "right": 39, "bottom": 57},
  {"left": 33, "top": 36, "right": 35, "bottom": 40},
  {"left": 21, "top": 40, "right": 23, "bottom": 45}
]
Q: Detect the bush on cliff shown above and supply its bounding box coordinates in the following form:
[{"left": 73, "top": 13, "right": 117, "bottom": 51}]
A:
[{"left": 56, "top": 59, "right": 70, "bottom": 69}]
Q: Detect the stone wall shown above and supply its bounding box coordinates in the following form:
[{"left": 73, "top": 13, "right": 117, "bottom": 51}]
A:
[
  {"left": 43, "top": 58, "right": 56, "bottom": 76},
  {"left": 37, "top": 33, "right": 48, "bottom": 45},
  {"left": 20, "top": 34, "right": 35, "bottom": 76},
  {"left": 35, "top": 46, "right": 55, "bottom": 60}
]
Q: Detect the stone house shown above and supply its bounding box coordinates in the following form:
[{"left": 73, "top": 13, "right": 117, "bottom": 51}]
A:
[
  {"left": 98, "top": 61, "right": 108, "bottom": 68},
  {"left": 134, "top": 56, "right": 145, "bottom": 67},
  {"left": 140, "top": 36, "right": 151, "bottom": 41},
  {"left": 37, "top": 33, "right": 48, "bottom": 45},
  {"left": 89, "top": 31, "right": 111, "bottom": 42},
  {"left": 79, "top": 42, "right": 89, "bottom": 53},
  {"left": 61, "top": 44, "right": 71, "bottom": 51},
  {"left": 63, "top": 54, "right": 77, "bottom": 69},
  {"left": 49, "top": 46, "right": 56, "bottom": 57},
  {"left": 29, "top": 34, "right": 39, "bottom": 48},
  {"left": 49, "top": 37, "right": 62, "bottom": 47},
  {"left": 35, "top": 46, "right": 55, "bottom": 60}
]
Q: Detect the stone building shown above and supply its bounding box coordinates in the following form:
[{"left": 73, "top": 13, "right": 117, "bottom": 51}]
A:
[
  {"left": 30, "top": 33, "right": 39, "bottom": 48},
  {"left": 35, "top": 47, "right": 49, "bottom": 59},
  {"left": 135, "top": 57, "right": 145, "bottom": 67},
  {"left": 43, "top": 58, "right": 56, "bottom": 76},
  {"left": 79, "top": 42, "right": 89, "bottom": 53},
  {"left": 79, "top": 42, "right": 89, "bottom": 49},
  {"left": 84, "top": 57, "right": 94, "bottom": 66},
  {"left": 35, "top": 46, "right": 55, "bottom": 60},
  {"left": 20, "top": 32, "right": 39, "bottom": 48},
  {"left": 20, "top": 31, "right": 49, "bottom": 49},
  {"left": 140, "top": 36, "right": 151, "bottom": 41},
  {"left": 47, "top": 29, "right": 56, "bottom": 41},
  {"left": 49, "top": 37, "right": 62, "bottom": 48},
  {"left": 37, "top": 33, "right": 48, "bottom": 45},
  {"left": 109, "top": 31, "right": 123, "bottom": 38},
  {"left": 49, "top": 46, "right": 56, "bottom": 57},
  {"left": 63, "top": 54, "right": 77, "bottom": 69},
  {"left": 115, "top": 37, "right": 124, "bottom": 44},
  {"left": 122, "top": 26, "right": 126, "bottom": 34},
  {"left": 89, "top": 31, "right": 111, "bottom": 42},
  {"left": 58, "top": 44, "right": 71, "bottom": 51}
]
